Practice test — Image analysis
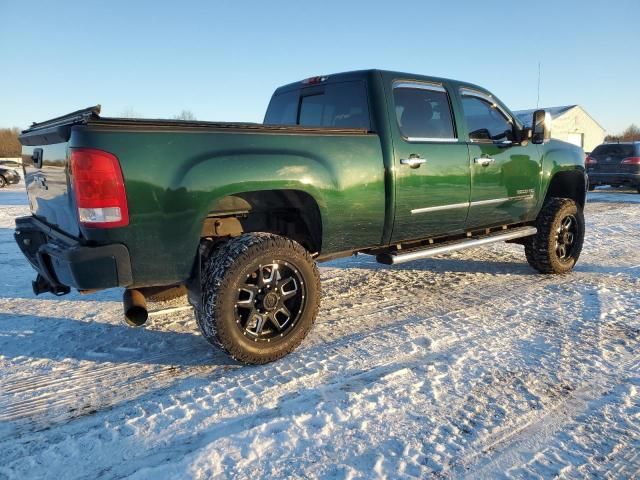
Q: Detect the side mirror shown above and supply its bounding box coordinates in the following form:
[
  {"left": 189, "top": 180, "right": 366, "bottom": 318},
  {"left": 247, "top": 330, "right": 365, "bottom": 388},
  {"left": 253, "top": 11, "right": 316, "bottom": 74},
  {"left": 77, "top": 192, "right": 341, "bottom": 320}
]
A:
[
  {"left": 532, "top": 109, "right": 551, "bottom": 144},
  {"left": 517, "top": 126, "right": 532, "bottom": 145}
]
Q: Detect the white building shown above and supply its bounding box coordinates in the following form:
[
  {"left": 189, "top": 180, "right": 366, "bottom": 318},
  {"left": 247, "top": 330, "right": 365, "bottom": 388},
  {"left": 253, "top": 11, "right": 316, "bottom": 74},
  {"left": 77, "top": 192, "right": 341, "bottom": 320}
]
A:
[{"left": 514, "top": 105, "right": 606, "bottom": 153}]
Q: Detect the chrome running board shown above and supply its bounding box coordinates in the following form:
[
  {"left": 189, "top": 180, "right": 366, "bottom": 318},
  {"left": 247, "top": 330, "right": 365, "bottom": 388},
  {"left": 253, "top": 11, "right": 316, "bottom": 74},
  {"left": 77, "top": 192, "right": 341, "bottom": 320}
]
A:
[{"left": 376, "top": 226, "right": 537, "bottom": 265}]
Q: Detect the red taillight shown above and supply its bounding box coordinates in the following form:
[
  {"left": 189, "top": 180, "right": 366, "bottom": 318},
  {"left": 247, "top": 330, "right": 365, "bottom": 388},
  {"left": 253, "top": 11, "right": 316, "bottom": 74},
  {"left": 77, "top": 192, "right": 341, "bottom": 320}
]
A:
[
  {"left": 585, "top": 156, "right": 598, "bottom": 165},
  {"left": 70, "top": 148, "right": 129, "bottom": 228},
  {"left": 621, "top": 156, "right": 640, "bottom": 165}
]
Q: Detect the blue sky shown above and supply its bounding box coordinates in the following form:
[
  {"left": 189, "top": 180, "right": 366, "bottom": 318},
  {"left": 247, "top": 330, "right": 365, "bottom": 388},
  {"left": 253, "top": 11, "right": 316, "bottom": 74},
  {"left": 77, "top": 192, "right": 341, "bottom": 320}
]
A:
[{"left": 1, "top": 0, "right": 638, "bottom": 133}]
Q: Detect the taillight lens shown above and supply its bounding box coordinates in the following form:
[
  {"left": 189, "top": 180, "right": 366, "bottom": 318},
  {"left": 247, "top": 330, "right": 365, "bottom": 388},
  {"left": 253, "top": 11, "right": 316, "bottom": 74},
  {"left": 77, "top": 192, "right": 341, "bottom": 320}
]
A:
[
  {"left": 621, "top": 156, "right": 640, "bottom": 165},
  {"left": 70, "top": 148, "right": 129, "bottom": 228},
  {"left": 585, "top": 156, "right": 598, "bottom": 165}
]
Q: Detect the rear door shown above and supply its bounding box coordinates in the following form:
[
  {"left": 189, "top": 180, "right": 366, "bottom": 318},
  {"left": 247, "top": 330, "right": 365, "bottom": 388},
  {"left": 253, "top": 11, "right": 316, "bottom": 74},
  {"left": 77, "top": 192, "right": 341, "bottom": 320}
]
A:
[
  {"left": 459, "top": 88, "right": 541, "bottom": 228},
  {"left": 389, "top": 80, "right": 471, "bottom": 242}
]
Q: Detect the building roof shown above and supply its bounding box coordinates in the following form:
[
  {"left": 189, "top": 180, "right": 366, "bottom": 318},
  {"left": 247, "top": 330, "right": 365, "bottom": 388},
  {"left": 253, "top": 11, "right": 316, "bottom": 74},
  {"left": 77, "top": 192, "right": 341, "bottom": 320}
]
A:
[
  {"left": 513, "top": 105, "right": 578, "bottom": 126},
  {"left": 514, "top": 104, "right": 606, "bottom": 132}
]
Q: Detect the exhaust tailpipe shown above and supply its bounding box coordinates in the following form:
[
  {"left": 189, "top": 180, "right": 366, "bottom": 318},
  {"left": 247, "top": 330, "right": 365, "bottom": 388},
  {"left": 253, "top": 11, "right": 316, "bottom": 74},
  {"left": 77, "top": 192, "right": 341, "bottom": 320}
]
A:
[{"left": 123, "top": 289, "right": 148, "bottom": 327}]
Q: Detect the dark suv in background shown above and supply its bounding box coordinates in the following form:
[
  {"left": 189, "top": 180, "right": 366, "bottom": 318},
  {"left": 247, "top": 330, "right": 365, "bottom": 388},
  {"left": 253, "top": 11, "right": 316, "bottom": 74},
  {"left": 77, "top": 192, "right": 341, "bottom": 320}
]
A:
[{"left": 587, "top": 142, "right": 640, "bottom": 193}]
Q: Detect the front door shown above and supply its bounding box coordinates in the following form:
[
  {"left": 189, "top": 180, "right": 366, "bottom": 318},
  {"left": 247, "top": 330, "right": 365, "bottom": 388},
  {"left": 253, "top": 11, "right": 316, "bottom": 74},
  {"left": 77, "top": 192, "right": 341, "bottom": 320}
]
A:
[
  {"left": 390, "top": 81, "right": 471, "bottom": 243},
  {"left": 458, "top": 88, "right": 542, "bottom": 228}
]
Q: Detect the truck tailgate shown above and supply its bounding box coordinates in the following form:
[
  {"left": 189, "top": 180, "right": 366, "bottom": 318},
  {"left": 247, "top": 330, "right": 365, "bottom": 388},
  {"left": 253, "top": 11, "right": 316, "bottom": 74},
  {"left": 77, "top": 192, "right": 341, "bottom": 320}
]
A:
[
  {"left": 22, "top": 141, "right": 79, "bottom": 237},
  {"left": 19, "top": 106, "right": 102, "bottom": 237}
]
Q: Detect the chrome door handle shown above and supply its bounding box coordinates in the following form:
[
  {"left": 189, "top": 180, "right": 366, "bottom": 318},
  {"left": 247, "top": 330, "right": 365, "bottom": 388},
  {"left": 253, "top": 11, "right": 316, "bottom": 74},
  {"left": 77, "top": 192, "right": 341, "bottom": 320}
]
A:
[
  {"left": 400, "top": 156, "right": 427, "bottom": 169},
  {"left": 474, "top": 157, "right": 495, "bottom": 166}
]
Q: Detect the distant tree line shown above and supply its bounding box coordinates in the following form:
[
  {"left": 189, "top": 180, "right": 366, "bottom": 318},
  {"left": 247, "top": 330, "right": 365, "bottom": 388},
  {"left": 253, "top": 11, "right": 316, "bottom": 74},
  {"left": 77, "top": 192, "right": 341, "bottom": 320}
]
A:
[
  {"left": 0, "top": 127, "right": 21, "bottom": 157},
  {"left": 173, "top": 110, "right": 196, "bottom": 120},
  {"left": 605, "top": 124, "right": 640, "bottom": 142},
  {"left": 118, "top": 109, "right": 197, "bottom": 121}
]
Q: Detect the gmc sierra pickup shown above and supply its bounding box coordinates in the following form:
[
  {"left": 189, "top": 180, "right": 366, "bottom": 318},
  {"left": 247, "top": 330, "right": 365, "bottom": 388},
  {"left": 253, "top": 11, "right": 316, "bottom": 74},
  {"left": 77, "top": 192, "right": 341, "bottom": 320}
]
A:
[{"left": 15, "top": 69, "right": 587, "bottom": 364}]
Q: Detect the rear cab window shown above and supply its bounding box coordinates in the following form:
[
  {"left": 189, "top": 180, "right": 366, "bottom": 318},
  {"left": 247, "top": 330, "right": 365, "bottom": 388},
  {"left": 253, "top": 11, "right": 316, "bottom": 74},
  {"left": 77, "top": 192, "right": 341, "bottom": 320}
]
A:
[{"left": 264, "top": 80, "right": 371, "bottom": 130}]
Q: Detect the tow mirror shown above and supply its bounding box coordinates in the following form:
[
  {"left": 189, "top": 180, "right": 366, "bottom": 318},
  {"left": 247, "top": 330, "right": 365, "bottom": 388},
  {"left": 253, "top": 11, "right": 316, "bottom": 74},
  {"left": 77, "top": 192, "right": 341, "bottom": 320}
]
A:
[
  {"left": 532, "top": 109, "right": 551, "bottom": 144},
  {"left": 518, "top": 127, "right": 532, "bottom": 145}
]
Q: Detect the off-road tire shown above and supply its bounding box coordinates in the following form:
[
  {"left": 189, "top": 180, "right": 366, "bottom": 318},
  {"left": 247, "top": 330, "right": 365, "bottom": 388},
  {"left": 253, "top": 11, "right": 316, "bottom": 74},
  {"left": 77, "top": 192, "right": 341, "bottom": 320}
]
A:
[
  {"left": 525, "top": 197, "right": 585, "bottom": 274},
  {"left": 194, "top": 233, "right": 321, "bottom": 364}
]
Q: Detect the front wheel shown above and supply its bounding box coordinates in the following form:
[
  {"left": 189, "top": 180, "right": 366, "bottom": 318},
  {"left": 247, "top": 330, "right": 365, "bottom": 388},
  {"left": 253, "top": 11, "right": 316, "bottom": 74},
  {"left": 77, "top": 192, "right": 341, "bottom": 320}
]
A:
[
  {"left": 525, "top": 198, "right": 585, "bottom": 274},
  {"left": 194, "top": 233, "right": 321, "bottom": 364},
  {"left": 0, "top": 176, "right": 6, "bottom": 188}
]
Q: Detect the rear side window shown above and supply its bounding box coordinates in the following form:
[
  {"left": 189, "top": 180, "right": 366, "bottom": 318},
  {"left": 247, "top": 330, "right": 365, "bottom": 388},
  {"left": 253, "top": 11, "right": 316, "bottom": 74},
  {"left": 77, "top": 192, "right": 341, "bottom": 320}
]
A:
[
  {"left": 393, "top": 83, "right": 456, "bottom": 140},
  {"left": 264, "top": 90, "right": 298, "bottom": 125},
  {"left": 591, "top": 144, "right": 634, "bottom": 158},
  {"left": 460, "top": 91, "right": 514, "bottom": 142},
  {"left": 264, "top": 81, "right": 370, "bottom": 130}
]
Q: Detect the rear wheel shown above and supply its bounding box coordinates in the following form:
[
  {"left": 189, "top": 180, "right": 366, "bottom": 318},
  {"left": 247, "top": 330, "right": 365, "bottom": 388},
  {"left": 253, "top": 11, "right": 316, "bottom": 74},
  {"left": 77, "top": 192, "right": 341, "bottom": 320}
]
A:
[
  {"left": 194, "top": 233, "right": 321, "bottom": 364},
  {"left": 0, "top": 176, "right": 6, "bottom": 188},
  {"left": 525, "top": 198, "right": 585, "bottom": 274}
]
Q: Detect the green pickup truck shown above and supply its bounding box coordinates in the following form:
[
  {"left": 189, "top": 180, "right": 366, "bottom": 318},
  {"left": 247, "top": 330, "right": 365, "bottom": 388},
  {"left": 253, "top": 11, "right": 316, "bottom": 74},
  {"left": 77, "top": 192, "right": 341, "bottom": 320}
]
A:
[{"left": 15, "top": 70, "right": 587, "bottom": 363}]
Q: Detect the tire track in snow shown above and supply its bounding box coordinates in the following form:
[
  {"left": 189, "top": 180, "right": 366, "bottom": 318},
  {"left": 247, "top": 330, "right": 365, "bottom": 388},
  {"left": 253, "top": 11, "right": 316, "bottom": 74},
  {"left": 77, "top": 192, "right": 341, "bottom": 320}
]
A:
[
  {"left": 1, "top": 268, "right": 623, "bottom": 478},
  {"left": 0, "top": 258, "right": 568, "bottom": 428},
  {"left": 456, "top": 356, "right": 640, "bottom": 478},
  {"left": 0, "top": 197, "right": 638, "bottom": 478},
  {"left": 0, "top": 265, "right": 581, "bottom": 439},
  {"left": 1, "top": 236, "right": 634, "bottom": 435},
  {"left": 91, "top": 273, "right": 640, "bottom": 479},
  {"left": 0, "top": 253, "right": 524, "bottom": 429}
]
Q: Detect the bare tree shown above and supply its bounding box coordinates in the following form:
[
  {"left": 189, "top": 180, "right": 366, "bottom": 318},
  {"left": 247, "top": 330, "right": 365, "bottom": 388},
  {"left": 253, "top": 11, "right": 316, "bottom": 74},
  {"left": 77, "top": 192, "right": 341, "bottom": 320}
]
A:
[
  {"left": 119, "top": 107, "right": 140, "bottom": 118},
  {"left": 0, "top": 128, "right": 21, "bottom": 157},
  {"left": 173, "top": 110, "right": 196, "bottom": 121},
  {"left": 621, "top": 124, "right": 640, "bottom": 141},
  {"left": 605, "top": 124, "right": 640, "bottom": 142}
]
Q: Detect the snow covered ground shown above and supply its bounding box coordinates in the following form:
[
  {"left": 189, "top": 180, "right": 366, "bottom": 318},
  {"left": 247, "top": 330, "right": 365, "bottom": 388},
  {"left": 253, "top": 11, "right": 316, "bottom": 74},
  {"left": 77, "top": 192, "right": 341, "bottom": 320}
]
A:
[{"left": 0, "top": 183, "right": 638, "bottom": 479}]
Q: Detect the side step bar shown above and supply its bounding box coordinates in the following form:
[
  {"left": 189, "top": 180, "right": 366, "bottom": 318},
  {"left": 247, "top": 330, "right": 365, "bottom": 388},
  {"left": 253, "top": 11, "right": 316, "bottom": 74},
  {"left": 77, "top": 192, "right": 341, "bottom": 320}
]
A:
[{"left": 376, "top": 226, "right": 537, "bottom": 265}]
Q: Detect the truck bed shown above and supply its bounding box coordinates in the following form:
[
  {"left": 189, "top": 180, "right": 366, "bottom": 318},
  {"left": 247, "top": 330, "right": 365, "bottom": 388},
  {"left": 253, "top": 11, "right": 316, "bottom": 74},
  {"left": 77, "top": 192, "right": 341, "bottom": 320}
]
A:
[
  {"left": 18, "top": 105, "right": 386, "bottom": 288},
  {"left": 20, "top": 105, "right": 370, "bottom": 146}
]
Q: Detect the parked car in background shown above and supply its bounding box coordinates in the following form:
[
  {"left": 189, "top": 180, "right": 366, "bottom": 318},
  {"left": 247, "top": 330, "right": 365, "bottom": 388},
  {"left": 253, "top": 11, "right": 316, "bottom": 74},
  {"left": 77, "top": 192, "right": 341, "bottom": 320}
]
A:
[
  {"left": 586, "top": 142, "right": 640, "bottom": 192},
  {"left": 0, "top": 160, "right": 22, "bottom": 169},
  {"left": 0, "top": 166, "right": 21, "bottom": 188}
]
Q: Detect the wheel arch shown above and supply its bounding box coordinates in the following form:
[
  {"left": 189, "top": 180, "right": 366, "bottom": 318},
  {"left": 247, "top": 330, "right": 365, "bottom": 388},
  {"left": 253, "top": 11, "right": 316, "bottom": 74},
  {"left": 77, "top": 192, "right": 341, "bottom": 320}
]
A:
[
  {"left": 542, "top": 169, "right": 587, "bottom": 208},
  {"left": 203, "top": 189, "right": 323, "bottom": 253}
]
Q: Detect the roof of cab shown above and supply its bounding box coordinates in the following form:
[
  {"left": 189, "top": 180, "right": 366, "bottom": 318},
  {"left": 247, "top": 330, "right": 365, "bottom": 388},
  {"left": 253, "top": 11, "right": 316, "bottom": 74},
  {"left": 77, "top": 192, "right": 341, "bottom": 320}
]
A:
[{"left": 273, "top": 69, "right": 490, "bottom": 96}]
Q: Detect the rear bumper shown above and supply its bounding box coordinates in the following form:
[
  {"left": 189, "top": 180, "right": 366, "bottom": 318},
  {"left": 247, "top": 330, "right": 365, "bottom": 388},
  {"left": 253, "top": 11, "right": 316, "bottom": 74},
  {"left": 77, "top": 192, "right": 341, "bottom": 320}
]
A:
[
  {"left": 588, "top": 172, "right": 640, "bottom": 187},
  {"left": 14, "top": 216, "right": 133, "bottom": 292}
]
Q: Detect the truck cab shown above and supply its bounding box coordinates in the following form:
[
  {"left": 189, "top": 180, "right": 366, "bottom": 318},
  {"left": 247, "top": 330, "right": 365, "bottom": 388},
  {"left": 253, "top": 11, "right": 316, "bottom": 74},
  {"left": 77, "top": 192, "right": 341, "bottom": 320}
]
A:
[{"left": 264, "top": 70, "right": 573, "bottom": 248}]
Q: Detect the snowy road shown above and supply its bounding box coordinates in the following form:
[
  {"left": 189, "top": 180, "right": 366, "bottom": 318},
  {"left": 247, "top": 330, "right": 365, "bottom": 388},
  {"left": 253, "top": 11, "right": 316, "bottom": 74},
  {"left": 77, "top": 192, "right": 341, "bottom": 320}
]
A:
[{"left": 0, "top": 184, "right": 638, "bottom": 479}]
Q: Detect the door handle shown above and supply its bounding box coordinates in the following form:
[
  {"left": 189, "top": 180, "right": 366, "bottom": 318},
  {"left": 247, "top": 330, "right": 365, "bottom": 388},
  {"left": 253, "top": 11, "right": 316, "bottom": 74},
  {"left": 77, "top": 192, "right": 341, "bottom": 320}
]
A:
[
  {"left": 400, "top": 155, "right": 427, "bottom": 169},
  {"left": 474, "top": 157, "right": 495, "bottom": 167}
]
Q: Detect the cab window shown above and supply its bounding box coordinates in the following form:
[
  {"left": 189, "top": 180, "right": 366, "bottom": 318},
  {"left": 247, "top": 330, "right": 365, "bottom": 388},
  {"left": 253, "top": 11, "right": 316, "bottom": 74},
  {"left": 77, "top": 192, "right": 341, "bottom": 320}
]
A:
[
  {"left": 393, "top": 83, "right": 456, "bottom": 140},
  {"left": 298, "top": 81, "right": 369, "bottom": 129},
  {"left": 264, "top": 80, "right": 370, "bottom": 130},
  {"left": 460, "top": 93, "right": 514, "bottom": 143}
]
